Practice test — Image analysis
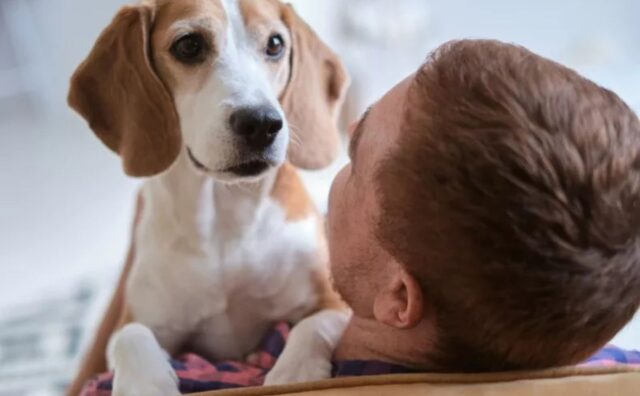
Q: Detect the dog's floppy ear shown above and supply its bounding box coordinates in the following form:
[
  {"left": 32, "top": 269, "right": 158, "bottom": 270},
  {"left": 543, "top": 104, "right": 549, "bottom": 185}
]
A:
[
  {"left": 68, "top": 6, "right": 181, "bottom": 177},
  {"left": 280, "top": 4, "right": 350, "bottom": 170}
]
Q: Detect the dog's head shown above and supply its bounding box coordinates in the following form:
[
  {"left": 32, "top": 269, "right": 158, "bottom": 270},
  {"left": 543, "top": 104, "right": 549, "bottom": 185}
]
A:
[{"left": 68, "top": 0, "right": 349, "bottom": 181}]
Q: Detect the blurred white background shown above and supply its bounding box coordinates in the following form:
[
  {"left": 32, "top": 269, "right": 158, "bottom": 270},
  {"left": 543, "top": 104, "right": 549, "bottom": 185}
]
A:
[{"left": 0, "top": 0, "right": 639, "bottom": 394}]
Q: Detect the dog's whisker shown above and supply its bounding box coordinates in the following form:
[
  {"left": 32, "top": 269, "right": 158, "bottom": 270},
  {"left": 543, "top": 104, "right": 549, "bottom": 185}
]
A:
[
  {"left": 236, "top": 182, "right": 254, "bottom": 195},
  {"left": 223, "top": 181, "right": 249, "bottom": 195},
  {"left": 289, "top": 136, "right": 302, "bottom": 150},
  {"left": 287, "top": 124, "right": 304, "bottom": 150},
  {"left": 290, "top": 130, "right": 302, "bottom": 145}
]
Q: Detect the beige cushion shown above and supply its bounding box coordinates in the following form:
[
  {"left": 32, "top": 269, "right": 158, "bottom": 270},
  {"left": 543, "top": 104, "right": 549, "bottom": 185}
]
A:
[{"left": 199, "top": 366, "right": 640, "bottom": 396}]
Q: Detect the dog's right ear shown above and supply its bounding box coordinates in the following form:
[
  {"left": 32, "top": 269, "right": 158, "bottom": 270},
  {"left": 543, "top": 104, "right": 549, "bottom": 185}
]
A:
[
  {"left": 279, "top": 4, "right": 350, "bottom": 170},
  {"left": 68, "top": 6, "right": 181, "bottom": 177}
]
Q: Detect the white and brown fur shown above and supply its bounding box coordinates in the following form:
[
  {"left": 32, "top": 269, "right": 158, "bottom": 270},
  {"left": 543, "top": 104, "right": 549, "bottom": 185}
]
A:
[{"left": 66, "top": 0, "right": 350, "bottom": 395}]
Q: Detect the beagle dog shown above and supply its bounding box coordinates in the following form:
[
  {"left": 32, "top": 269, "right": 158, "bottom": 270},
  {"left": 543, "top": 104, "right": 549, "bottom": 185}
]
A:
[{"left": 66, "top": 0, "right": 350, "bottom": 395}]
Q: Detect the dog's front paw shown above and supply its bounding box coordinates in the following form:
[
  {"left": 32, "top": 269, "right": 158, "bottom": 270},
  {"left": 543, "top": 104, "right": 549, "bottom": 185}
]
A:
[
  {"left": 264, "top": 354, "right": 333, "bottom": 386},
  {"left": 112, "top": 360, "right": 180, "bottom": 396},
  {"left": 264, "top": 310, "right": 349, "bottom": 386},
  {"left": 109, "top": 323, "right": 181, "bottom": 396}
]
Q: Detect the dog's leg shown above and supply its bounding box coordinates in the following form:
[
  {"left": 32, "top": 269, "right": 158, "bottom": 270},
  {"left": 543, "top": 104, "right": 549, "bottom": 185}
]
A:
[
  {"left": 264, "top": 309, "right": 350, "bottom": 385},
  {"left": 108, "top": 323, "right": 181, "bottom": 396}
]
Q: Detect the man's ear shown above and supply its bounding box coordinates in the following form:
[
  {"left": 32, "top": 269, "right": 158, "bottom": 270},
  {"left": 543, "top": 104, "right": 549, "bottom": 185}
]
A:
[
  {"left": 279, "top": 4, "right": 350, "bottom": 170},
  {"left": 373, "top": 265, "right": 424, "bottom": 329},
  {"left": 68, "top": 6, "right": 181, "bottom": 177}
]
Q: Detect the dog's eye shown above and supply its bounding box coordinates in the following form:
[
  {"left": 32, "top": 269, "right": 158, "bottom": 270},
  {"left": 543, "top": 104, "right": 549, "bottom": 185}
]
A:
[
  {"left": 171, "top": 33, "right": 208, "bottom": 64},
  {"left": 265, "top": 34, "right": 285, "bottom": 60}
]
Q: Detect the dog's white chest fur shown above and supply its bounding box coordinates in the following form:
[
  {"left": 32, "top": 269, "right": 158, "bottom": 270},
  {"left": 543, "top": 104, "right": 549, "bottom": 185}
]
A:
[{"left": 126, "top": 157, "right": 320, "bottom": 360}]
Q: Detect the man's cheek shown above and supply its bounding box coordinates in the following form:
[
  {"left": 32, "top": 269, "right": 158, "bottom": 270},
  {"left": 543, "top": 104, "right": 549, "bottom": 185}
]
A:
[
  {"left": 328, "top": 168, "right": 347, "bottom": 222},
  {"left": 330, "top": 167, "right": 347, "bottom": 199}
]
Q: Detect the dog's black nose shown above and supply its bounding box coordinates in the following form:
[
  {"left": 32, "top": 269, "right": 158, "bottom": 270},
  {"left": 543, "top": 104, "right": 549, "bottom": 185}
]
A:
[{"left": 230, "top": 106, "right": 283, "bottom": 149}]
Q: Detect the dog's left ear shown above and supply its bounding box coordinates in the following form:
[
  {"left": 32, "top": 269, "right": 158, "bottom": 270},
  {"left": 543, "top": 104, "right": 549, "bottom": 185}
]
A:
[{"left": 280, "top": 4, "right": 350, "bottom": 170}]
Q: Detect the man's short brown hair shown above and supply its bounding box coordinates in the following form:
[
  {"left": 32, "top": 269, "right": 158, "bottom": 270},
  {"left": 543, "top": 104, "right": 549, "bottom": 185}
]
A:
[{"left": 376, "top": 39, "right": 640, "bottom": 372}]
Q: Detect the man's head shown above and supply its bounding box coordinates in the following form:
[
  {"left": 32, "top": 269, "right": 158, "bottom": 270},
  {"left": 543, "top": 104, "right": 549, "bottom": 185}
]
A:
[{"left": 328, "top": 39, "right": 640, "bottom": 372}]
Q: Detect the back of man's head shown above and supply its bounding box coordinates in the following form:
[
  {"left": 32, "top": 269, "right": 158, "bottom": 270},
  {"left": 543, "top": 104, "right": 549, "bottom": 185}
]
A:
[{"left": 376, "top": 39, "right": 640, "bottom": 371}]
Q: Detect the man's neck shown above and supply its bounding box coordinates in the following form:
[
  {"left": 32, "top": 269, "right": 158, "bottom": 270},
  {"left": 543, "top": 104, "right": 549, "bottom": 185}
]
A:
[{"left": 333, "top": 316, "right": 436, "bottom": 369}]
